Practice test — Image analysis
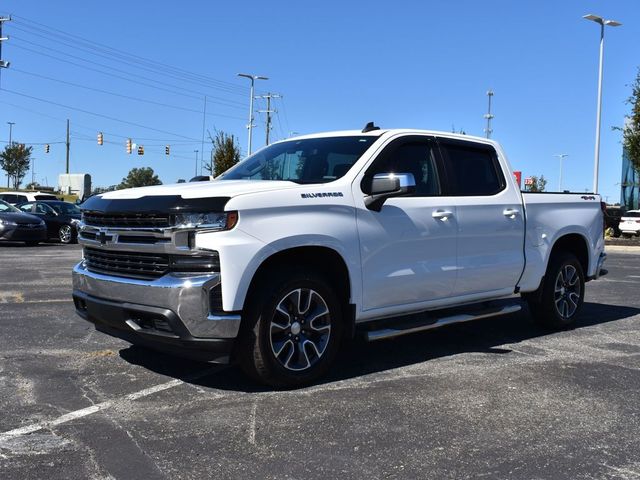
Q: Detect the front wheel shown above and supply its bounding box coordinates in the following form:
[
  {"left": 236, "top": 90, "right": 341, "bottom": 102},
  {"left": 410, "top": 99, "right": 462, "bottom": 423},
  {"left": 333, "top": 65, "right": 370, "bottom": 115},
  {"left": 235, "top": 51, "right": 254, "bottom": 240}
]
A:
[
  {"left": 237, "top": 270, "right": 343, "bottom": 388},
  {"left": 527, "top": 252, "right": 585, "bottom": 329},
  {"left": 58, "top": 225, "right": 75, "bottom": 244}
]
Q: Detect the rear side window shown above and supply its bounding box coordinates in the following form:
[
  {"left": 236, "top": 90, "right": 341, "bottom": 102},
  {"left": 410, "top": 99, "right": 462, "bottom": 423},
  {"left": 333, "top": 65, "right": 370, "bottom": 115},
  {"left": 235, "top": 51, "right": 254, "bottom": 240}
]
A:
[
  {"left": 0, "top": 194, "right": 18, "bottom": 203},
  {"left": 35, "top": 194, "right": 57, "bottom": 200},
  {"left": 439, "top": 142, "right": 505, "bottom": 196}
]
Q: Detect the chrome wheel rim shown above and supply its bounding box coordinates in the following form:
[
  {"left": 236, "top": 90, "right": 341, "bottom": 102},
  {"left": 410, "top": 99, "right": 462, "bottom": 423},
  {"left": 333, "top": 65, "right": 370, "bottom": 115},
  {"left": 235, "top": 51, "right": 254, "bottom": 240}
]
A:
[
  {"left": 269, "top": 288, "right": 331, "bottom": 372},
  {"left": 554, "top": 265, "right": 581, "bottom": 319},
  {"left": 59, "top": 225, "right": 72, "bottom": 243}
]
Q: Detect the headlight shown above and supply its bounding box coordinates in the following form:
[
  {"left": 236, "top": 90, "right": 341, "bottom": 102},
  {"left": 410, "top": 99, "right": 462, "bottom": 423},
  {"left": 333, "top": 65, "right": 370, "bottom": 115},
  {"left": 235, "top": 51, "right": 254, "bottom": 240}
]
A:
[
  {"left": 0, "top": 219, "right": 17, "bottom": 227},
  {"left": 174, "top": 211, "right": 238, "bottom": 231},
  {"left": 38, "top": 220, "right": 46, "bottom": 226},
  {"left": 70, "top": 218, "right": 80, "bottom": 225}
]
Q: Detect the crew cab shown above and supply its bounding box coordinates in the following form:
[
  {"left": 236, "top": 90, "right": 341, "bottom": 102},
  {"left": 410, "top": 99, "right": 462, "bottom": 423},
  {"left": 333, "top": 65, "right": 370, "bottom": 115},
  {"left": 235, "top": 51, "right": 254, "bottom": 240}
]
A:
[{"left": 72, "top": 126, "right": 606, "bottom": 387}]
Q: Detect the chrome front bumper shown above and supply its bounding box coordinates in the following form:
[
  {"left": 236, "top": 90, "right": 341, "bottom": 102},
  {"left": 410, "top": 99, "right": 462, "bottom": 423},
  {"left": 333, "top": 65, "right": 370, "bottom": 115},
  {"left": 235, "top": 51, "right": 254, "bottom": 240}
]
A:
[{"left": 72, "top": 262, "right": 241, "bottom": 339}]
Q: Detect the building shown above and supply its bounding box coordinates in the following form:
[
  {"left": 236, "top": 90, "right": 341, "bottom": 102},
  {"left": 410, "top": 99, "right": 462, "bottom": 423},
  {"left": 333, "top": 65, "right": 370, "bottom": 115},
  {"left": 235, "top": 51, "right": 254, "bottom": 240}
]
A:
[
  {"left": 58, "top": 173, "right": 91, "bottom": 200},
  {"left": 620, "top": 118, "right": 639, "bottom": 210}
]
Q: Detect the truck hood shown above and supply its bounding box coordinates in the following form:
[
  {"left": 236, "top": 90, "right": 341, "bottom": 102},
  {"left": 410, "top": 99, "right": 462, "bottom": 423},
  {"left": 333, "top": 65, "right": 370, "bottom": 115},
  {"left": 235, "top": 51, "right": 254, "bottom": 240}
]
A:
[{"left": 99, "top": 180, "right": 299, "bottom": 200}]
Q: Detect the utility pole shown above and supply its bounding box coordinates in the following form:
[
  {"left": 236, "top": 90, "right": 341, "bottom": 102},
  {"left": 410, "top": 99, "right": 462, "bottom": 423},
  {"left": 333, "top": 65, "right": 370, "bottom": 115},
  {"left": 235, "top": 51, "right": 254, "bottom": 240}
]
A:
[
  {"left": 194, "top": 150, "right": 199, "bottom": 177},
  {"left": 6, "top": 122, "right": 14, "bottom": 187},
  {"left": 484, "top": 90, "right": 494, "bottom": 139},
  {"left": 258, "top": 93, "right": 281, "bottom": 145},
  {"left": 65, "top": 119, "right": 70, "bottom": 174},
  {"left": 0, "top": 15, "right": 11, "bottom": 88},
  {"left": 200, "top": 96, "right": 207, "bottom": 174}
]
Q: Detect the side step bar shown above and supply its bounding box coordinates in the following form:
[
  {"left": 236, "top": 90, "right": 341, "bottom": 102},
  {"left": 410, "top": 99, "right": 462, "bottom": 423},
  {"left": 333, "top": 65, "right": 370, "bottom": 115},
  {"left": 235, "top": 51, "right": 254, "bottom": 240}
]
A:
[{"left": 365, "top": 303, "right": 522, "bottom": 342}]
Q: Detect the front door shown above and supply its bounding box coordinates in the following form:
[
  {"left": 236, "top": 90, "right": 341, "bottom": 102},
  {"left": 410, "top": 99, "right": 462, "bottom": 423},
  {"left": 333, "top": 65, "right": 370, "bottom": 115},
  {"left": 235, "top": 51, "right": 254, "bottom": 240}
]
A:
[{"left": 355, "top": 135, "right": 457, "bottom": 312}]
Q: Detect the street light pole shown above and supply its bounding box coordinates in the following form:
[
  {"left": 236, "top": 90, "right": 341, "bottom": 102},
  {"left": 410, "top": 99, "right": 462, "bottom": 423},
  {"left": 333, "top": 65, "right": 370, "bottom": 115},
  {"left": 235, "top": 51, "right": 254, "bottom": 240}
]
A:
[
  {"left": 583, "top": 13, "right": 621, "bottom": 194},
  {"left": 553, "top": 154, "right": 569, "bottom": 191},
  {"left": 237, "top": 73, "right": 268, "bottom": 156},
  {"left": 194, "top": 150, "right": 199, "bottom": 177},
  {"left": 6, "top": 121, "right": 14, "bottom": 188}
]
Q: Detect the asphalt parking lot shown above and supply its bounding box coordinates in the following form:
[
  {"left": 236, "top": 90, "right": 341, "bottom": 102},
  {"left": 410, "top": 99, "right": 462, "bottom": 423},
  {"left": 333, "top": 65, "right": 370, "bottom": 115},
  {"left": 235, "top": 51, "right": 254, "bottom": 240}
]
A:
[{"left": 1, "top": 243, "right": 640, "bottom": 479}]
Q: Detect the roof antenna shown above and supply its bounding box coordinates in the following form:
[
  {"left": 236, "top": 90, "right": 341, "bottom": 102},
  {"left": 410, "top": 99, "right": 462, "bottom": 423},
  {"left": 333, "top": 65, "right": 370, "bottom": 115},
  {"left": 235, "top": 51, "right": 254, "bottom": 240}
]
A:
[{"left": 362, "top": 121, "right": 380, "bottom": 133}]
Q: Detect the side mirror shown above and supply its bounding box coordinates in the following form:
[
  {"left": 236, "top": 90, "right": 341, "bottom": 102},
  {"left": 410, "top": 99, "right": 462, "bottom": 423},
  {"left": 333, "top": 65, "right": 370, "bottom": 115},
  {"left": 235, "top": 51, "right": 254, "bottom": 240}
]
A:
[{"left": 363, "top": 173, "right": 416, "bottom": 211}]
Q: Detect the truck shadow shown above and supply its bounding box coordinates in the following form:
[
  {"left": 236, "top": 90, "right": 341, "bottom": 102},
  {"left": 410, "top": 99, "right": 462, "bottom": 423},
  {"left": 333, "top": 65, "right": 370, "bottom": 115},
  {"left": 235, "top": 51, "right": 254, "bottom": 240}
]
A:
[{"left": 118, "top": 301, "right": 640, "bottom": 392}]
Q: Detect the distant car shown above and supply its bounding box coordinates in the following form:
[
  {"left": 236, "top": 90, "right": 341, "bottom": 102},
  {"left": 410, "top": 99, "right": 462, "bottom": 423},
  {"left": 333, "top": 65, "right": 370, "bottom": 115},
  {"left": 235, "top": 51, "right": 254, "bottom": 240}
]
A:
[
  {"left": 604, "top": 205, "right": 625, "bottom": 237},
  {"left": 0, "top": 191, "right": 59, "bottom": 205},
  {"left": 619, "top": 210, "right": 640, "bottom": 237},
  {"left": 16, "top": 200, "right": 81, "bottom": 244},
  {"left": 0, "top": 200, "right": 47, "bottom": 245}
]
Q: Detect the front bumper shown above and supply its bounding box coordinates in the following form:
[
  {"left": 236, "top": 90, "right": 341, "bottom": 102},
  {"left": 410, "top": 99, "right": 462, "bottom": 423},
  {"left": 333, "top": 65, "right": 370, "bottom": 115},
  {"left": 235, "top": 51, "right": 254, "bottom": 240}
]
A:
[
  {"left": 72, "top": 262, "right": 242, "bottom": 362},
  {"left": 0, "top": 224, "right": 47, "bottom": 241}
]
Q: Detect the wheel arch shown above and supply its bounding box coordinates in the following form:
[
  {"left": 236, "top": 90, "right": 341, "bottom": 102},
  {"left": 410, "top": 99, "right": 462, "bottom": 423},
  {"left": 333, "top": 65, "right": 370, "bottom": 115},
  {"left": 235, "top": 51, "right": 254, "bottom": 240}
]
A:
[
  {"left": 548, "top": 232, "right": 589, "bottom": 275},
  {"left": 242, "top": 245, "right": 356, "bottom": 334}
]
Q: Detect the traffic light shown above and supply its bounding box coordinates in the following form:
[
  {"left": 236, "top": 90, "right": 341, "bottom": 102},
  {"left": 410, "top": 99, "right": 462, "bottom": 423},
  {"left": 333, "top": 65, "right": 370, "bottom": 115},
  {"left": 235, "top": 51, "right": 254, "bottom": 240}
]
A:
[
  {"left": 45, "top": 144, "right": 50, "bottom": 153},
  {"left": 97, "top": 132, "right": 103, "bottom": 145},
  {"left": 165, "top": 145, "right": 170, "bottom": 156},
  {"left": 137, "top": 145, "right": 144, "bottom": 155},
  {"left": 126, "top": 138, "right": 132, "bottom": 154}
]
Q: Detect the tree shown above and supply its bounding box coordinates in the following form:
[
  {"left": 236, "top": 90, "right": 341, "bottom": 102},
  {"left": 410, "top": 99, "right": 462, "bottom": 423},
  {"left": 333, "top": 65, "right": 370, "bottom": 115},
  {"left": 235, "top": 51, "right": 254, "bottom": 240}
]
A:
[
  {"left": 621, "top": 67, "right": 640, "bottom": 174},
  {"left": 527, "top": 175, "right": 548, "bottom": 192},
  {"left": 204, "top": 130, "right": 241, "bottom": 177},
  {"left": 117, "top": 167, "right": 162, "bottom": 189},
  {"left": 0, "top": 143, "right": 32, "bottom": 189}
]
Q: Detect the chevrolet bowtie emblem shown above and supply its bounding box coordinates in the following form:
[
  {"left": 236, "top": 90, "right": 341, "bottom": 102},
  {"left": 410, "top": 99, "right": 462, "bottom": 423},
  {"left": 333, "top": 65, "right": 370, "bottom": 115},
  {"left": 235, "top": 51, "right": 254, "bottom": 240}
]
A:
[{"left": 98, "top": 231, "right": 107, "bottom": 245}]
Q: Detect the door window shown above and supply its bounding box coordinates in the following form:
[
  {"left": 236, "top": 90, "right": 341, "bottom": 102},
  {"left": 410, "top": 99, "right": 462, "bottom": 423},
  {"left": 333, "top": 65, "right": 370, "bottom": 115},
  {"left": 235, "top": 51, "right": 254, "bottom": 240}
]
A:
[
  {"left": 364, "top": 137, "right": 441, "bottom": 196},
  {"left": 439, "top": 142, "right": 505, "bottom": 196},
  {"left": 35, "top": 203, "right": 56, "bottom": 215},
  {"left": 19, "top": 202, "right": 34, "bottom": 213}
]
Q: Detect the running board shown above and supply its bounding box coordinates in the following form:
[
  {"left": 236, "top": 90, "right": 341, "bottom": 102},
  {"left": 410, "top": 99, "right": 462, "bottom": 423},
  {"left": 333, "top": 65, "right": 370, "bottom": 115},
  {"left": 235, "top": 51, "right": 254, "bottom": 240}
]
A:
[{"left": 365, "top": 304, "right": 522, "bottom": 342}]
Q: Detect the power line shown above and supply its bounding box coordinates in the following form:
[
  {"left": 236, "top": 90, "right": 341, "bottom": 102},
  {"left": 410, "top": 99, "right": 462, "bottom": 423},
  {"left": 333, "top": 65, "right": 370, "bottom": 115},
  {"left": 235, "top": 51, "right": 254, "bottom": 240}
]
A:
[
  {"left": 2, "top": 88, "right": 200, "bottom": 140},
  {"left": 10, "top": 39, "right": 245, "bottom": 107},
  {"left": 9, "top": 16, "right": 248, "bottom": 95},
  {"left": 10, "top": 68, "right": 246, "bottom": 118}
]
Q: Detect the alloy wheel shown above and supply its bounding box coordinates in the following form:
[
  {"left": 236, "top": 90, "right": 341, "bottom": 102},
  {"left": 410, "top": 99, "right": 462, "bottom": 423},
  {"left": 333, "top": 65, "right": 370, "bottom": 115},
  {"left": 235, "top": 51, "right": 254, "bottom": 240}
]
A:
[
  {"left": 269, "top": 288, "right": 332, "bottom": 371},
  {"left": 554, "top": 264, "right": 581, "bottom": 319}
]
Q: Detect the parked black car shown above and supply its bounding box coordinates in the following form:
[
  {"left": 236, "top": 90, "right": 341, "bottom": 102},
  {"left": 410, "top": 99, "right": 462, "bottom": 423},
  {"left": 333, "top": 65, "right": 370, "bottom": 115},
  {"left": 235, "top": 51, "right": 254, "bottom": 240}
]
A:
[
  {"left": 0, "top": 200, "right": 47, "bottom": 245},
  {"left": 16, "top": 200, "right": 81, "bottom": 244},
  {"left": 604, "top": 205, "right": 626, "bottom": 237}
]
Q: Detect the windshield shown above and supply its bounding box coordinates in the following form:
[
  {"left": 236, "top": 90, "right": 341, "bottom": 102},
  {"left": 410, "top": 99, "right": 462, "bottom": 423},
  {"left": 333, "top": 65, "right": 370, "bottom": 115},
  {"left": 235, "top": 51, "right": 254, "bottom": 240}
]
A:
[
  {"left": 50, "top": 202, "right": 81, "bottom": 215},
  {"left": 220, "top": 136, "right": 378, "bottom": 184},
  {"left": 0, "top": 200, "right": 20, "bottom": 213}
]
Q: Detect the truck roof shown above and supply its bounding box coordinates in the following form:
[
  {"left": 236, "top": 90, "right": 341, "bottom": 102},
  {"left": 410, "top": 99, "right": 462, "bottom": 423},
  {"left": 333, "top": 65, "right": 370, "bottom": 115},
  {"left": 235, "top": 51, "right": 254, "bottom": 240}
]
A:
[{"left": 287, "top": 128, "right": 498, "bottom": 147}]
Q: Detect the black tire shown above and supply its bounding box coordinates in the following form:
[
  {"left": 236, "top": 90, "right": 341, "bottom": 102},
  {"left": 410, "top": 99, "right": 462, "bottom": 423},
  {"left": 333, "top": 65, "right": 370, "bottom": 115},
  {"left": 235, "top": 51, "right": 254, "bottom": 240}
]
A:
[
  {"left": 58, "top": 224, "right": 74, "bottom": 244},
  {"left": 236, "top": 268, "right": 344, "bottom": 388},
  {"left": 527, "top": 252, "right": 585, "bottom": 329}
]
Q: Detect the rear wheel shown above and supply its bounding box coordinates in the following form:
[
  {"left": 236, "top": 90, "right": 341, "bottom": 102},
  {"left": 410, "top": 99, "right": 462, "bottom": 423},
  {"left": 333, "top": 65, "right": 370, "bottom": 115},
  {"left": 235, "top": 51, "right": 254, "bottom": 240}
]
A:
[
  {"left": 237, "top": 269, "right": 343, "bottom": 388},
  {"left": 527, "top": 252, "right": 585, "bottom": 329}
]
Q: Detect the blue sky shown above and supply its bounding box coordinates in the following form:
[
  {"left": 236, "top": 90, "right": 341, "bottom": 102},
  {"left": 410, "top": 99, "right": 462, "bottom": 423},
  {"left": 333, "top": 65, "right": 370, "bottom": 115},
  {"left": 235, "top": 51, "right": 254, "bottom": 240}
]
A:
[{"left": 0, "top": 0, "right": 638, "bottom": 202}]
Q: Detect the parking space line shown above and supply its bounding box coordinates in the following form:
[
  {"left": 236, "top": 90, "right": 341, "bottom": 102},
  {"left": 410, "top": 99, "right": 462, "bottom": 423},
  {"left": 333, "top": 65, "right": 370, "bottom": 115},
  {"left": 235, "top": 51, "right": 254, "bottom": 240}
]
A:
[{"left": 0, "top": 367, "right": 221, "bottom": 441}]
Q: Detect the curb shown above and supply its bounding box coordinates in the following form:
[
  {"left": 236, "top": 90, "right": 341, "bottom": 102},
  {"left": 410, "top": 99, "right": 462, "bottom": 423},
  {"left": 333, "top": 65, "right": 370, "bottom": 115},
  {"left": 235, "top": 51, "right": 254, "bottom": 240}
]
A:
[{"left": 605, "top": 244, "right": 640, "bottom": 253}]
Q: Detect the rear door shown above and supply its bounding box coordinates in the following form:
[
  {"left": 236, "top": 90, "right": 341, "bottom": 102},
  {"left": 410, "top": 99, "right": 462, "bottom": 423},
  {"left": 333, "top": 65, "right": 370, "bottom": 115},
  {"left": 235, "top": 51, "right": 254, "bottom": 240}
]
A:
[{"left": 436, "top": 138, "right": 524, "bottom": 297}]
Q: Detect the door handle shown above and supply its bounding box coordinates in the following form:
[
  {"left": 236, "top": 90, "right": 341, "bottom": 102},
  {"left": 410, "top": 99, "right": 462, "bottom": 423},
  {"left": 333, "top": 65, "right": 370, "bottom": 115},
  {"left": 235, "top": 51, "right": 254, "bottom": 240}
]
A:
[
  {"left": 503, "top": 208, "right": 520, "bottom": 218},
  {"left": 432, "top": 210, "right": 453, "bottom": 220}
]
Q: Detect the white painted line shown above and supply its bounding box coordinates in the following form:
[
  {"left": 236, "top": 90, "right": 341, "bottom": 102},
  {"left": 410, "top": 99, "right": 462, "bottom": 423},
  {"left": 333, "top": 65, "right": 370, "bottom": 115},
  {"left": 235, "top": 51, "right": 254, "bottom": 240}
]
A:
[
  {"left": 0, "top": 367, "right": 220, "bottom": 440},
  {"left": 248, "top": 400, "right": 258, "bottom": 445}
]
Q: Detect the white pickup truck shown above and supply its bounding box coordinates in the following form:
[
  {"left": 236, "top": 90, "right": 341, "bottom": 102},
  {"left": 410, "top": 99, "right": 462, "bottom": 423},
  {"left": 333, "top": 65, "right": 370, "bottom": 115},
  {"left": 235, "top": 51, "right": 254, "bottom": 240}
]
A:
[{"left": 72, "top": 125, "right": 606, "bottom": 387}]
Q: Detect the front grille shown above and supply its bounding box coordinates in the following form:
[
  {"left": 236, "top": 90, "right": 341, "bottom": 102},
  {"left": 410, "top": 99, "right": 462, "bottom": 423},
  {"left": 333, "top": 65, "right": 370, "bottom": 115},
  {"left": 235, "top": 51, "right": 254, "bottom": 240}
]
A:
[
  {"left": 83, "top": 212, "right": 171, "bottom": 228},
  {"left": 17, "top": 223, "right": 44, "bottom": 229},
  {"left": 83, "top": 248, "right": 220, "bottom": 280},
  {"left": 84, "top": 247, "right": 170, "bottom": 279}
]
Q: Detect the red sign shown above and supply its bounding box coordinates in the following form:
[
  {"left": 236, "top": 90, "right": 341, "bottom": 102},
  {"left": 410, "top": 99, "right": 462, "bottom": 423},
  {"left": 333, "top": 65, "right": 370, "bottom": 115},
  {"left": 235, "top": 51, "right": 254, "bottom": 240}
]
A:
[{"left": 513, "top": 171, "right": 522, "bottom": 188}]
